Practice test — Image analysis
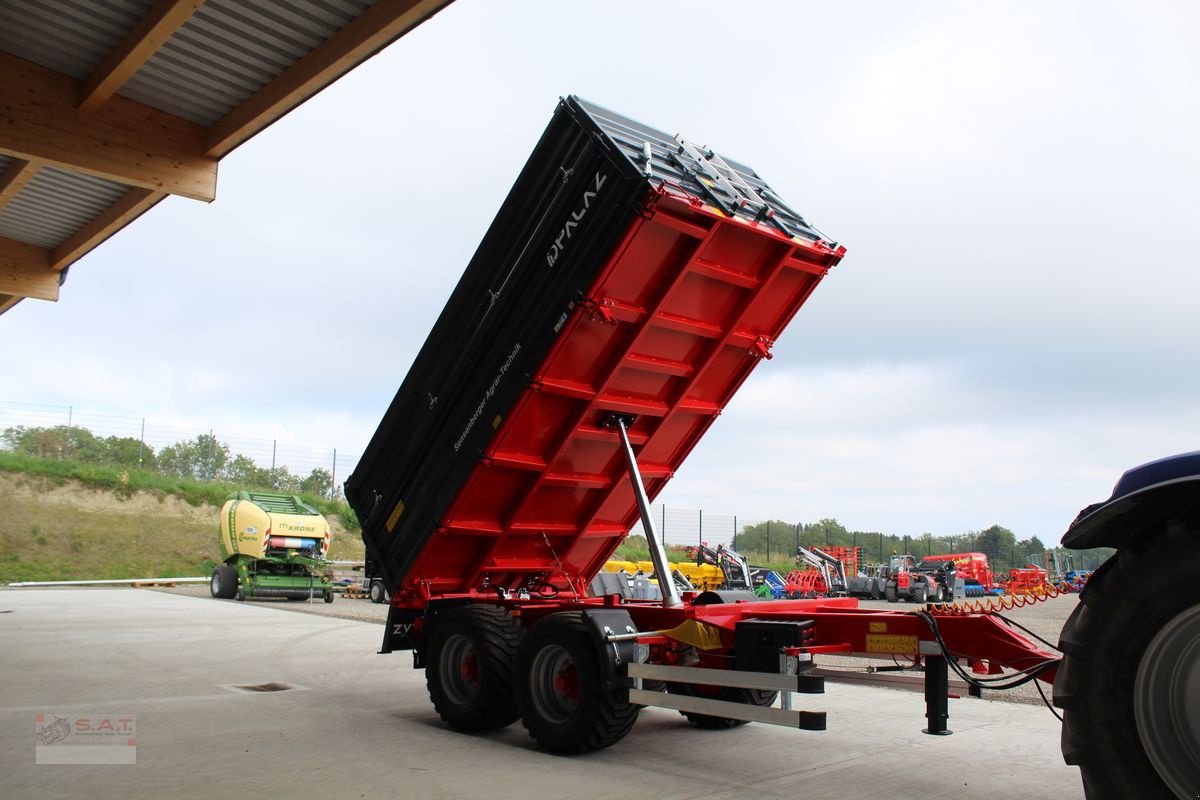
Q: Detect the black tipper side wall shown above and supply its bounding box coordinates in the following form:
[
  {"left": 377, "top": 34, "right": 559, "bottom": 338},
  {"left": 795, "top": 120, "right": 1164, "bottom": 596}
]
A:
[{"left": 345, "top": 97, "right": 652, "bottom": 592}]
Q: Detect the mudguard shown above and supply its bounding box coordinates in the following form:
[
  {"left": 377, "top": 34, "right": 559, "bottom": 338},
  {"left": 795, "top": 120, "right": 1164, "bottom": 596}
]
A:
[
  {"left": 1063, "top": 451, "right": 1200, "bottom": 550},
  {"left": 580, "top": 609, "right": 638, "bottom": 690}
]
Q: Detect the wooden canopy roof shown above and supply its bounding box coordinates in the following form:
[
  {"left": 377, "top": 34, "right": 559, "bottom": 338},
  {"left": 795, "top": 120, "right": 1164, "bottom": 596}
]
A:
[{"left": 0, "top": 0, "right": 453, "bottom": 315}]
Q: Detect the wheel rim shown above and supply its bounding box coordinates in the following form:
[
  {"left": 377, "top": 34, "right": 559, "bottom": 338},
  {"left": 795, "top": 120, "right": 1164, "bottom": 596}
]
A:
[
  {"left": 438, "top": 634, "right": 480, "bottom": 706},
  {"left": 1134, "top": 604, "right": 1200, "bottom": 797},
  {"left": 529, "top": 644, "right": 579, "bottom": 724},
  {"left": 211, "top": 573, "right": 220, "bottom": 595}
]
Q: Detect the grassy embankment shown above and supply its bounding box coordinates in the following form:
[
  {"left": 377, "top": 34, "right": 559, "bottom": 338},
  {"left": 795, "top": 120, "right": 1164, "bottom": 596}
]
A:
[{"left": 0, "top": 452, "right": 362, "bottom": 583}]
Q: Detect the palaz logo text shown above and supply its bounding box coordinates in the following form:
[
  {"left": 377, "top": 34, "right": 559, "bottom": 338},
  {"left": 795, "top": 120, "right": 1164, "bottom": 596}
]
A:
[{"left": 546, "top": 171, "right": 608, "bottom": 268}]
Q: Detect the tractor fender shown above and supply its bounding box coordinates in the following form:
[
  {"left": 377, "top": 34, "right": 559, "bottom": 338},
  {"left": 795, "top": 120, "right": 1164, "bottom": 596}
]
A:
[{"left": 1063, "top": 451, "right": 1200, "bottom": 550}]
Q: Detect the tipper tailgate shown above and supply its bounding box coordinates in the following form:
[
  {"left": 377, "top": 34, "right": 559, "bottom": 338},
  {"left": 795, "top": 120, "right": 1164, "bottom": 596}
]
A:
[{"left": 345, "top": 96, "right": 844, "bottom": 607}]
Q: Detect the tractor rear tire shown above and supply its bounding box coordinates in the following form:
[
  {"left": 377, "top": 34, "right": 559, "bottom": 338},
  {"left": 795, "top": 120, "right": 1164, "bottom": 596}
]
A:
[
  {"left": 515, "top": 612, "right": 638, "bottom": 754},
  {"left": 210, "top": 565, "right": 237, "bottom": 599},
  {"left": 426, "top": 604, "right": 522, "bottom": 732},
  {"left": 1054, "top": 524, "right": 1200, "bottom": 799},
  {"left": 667, "top": 683, "right": 778, "bottom": 729},
  {"left": 885, "top": 584, "right": 897, "bottom": 603},
  {"left": 912, "top": 584, "right": 928, "bottom": 604}
]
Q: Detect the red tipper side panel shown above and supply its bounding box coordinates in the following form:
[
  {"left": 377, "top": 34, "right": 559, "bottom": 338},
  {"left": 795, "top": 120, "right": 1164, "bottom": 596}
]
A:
[{"left": 401, "top": 188, "right": 844, "bottom": 603}]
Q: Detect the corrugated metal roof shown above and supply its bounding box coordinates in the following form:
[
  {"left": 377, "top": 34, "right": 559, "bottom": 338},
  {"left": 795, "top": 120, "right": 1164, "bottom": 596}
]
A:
[
  {"left": 120, "top": 0, "right": 373, "bottom": 126},
  {"left": 0, "top": 0, "right": 454, "bottom": 314},
  {"left": 0, "top": 167, "right": 128, "bottom": 249},
  {"left": 0, "top": 0, "right": 154, "bottom": 80}
]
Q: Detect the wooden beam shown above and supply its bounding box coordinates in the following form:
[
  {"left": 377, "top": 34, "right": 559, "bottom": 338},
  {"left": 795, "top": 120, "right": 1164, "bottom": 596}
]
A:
[
  {"left": 0, "top": 237, "right": 58, "bottom": 301},
  {"left": 0, "top": 157, "right": 41, "bottom": 210},
  {"left": 0, "top": 51, "right": 216, "bottom": 201},
  {"left": 206, "top": 0, "right": 453, "bottom": 156},
  {"left": 50, "top": 187, "right": 166, "bottom": 272},
  {"left": 0, "top": 294, "right": 22, "bottom": 314},
  {"left": 79, "top": 0, "right": 206, "bottom": 111}
]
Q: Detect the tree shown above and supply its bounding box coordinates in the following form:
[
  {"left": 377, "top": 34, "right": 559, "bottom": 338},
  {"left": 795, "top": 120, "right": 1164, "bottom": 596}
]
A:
[
  {"left": 269, "top": 466, "right": 299, "bottom": 492},
  {"left": 158, "top": 433, "right": 229, "bottom": 481},
  {"left": 223, "top": 454, "right": 272, "bottom": 487},
  {"left": 801, "top": 518, "right": 850, "bottom": 549},
  {"left": 734, "top": 519, "right": 795, "bottom": 557},
  {"left": 1, "top": 424, "right": 104, "bottom": 462},
  {"left": 1018, "top": 535, "right": 1046, "bottom": 555},
  {"left": 102, "top": 435, "right": 155, "bottom": 470},
  {"left": 299, "top": 467, "right": 333, "bottom": 498},
  {"left": 973, "top": 524, "right": 1018, "bottom": 570}
]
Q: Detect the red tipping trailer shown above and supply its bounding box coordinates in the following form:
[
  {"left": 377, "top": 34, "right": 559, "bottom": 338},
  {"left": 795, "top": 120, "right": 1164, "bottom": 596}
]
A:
[{"left": 346, "top": 98, "right": 1198, "bottom": 798}]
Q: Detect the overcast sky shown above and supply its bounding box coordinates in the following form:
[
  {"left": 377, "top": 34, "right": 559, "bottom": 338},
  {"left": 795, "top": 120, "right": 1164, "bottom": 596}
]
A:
[{"left": 5, "top": 0, "right": 1198, "bottom": 543}]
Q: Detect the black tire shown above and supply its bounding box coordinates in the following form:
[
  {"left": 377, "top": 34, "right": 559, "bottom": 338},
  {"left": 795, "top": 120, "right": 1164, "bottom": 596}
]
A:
[
  {"left": 1054, "top": 526, "right": 1200, "bottom": 799},
  {"left": 323, "top": 590, "right": 334, "bottom": 604},
  {"left": 667, "top": 682, "right": 778, "bottom": 729},
  {"left": 884, "top": 583, "right": 898, "bottom": 603},
  {"left": 210, "top": 565, "right": 237, "bottom": 599},
  {"left": 426, "top": 605, "right": 522, "bottom": 732},
  {"left": 515, "top": 612, "right": 638, "bottom": 753},
  {"left": 235, "top": 585, "right": 246, "bottom": 602},
  {"left": 912, "top": 583, "right": 928, "bottom": 604},
  {"left": 933, "top": 584, "right": 946, "bottom": 603},
  {"left": 369, "top": 581, "right": 387, "bottom": 604},
  {"left": 869, "top": 580, "right": 882, "bottom": 600}
]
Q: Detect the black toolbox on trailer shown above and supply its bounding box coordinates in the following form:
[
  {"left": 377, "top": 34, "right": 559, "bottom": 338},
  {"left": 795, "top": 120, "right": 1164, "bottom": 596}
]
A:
[{"left": 345, "top": 96, "right": 829, "bottom": 595}]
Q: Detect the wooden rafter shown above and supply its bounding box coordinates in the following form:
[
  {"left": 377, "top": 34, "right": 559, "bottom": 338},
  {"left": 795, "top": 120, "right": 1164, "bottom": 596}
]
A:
[
  {"left": 206, "top": 0, "right": 452, "bottom": 156},
  {"left": 79, "top": 0, "right": 206, "bottom": 111},
  {"left": 0, "top": 51, "right": 217, "bottom": 201},
  {"left": 0, "top": 237, "right": 57, "bottom": 301},
  {"left": 0, "top": 294, "right": 22, "bottom": 314},
  {"left": 0, "top": 158, "right": 41, "bottom": 210}
]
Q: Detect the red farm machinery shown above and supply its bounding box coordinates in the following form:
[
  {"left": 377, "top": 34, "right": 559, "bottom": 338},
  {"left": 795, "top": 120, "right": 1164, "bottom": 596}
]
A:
[
  {"left": 345, "top": 97, "right": 1200, "bottom": 799},
  {"left": 925, "top": 552, "right": 997, "bottom": 597}
]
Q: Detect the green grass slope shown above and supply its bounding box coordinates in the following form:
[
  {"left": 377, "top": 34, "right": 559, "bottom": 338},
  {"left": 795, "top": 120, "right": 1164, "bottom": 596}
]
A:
[{"left": 0, "top": 461, "right": 364, "bottom": 583}]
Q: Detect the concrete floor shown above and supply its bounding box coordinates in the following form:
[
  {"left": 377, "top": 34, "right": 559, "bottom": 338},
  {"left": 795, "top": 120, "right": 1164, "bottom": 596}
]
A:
[{"left": 0, "top": 589, "right": 1083, "bottom": 799}]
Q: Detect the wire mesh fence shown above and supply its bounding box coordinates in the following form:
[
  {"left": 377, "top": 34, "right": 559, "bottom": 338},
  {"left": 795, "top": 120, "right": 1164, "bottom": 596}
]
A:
[
  {"left": 0, "top": 401, "right": 1112, "bottom": 571},
  {"left": 629, "top": 506, "right": 742, "bottom": 549}
]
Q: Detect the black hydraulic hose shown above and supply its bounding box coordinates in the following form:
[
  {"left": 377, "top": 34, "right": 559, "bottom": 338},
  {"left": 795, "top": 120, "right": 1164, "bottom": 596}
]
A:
[
  {"left": 912, "top": 610, "right": 1061, "bottom": 692},
  {"left": 991, "top": 611, "right": 1062, "bottom": 653}
]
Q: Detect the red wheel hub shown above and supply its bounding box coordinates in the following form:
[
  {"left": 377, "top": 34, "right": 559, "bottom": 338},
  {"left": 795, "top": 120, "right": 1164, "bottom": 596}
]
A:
[{"left": 554, "top": 664, "right": 579, "bottom": 700}]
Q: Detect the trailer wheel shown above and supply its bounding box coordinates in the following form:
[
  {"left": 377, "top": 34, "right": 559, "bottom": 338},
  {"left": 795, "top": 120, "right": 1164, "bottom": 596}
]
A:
[
  {"left": 667, "top": 683, "right": 778, "bottom": 729},
  {"left": 515, "top": 612, "right": 638, "bottom": 754},
  {"left": 885, "top": 584, "right": 897, "bottom": 603},
  {"left": 210, "top": 565, "right": 237, "bottom": 599},
  {"left": 426, "top": 605, "right": 521, "bottom": 732},
  {"left": 1054, "top": 528, "right": 1200, "bottom": 799}
]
